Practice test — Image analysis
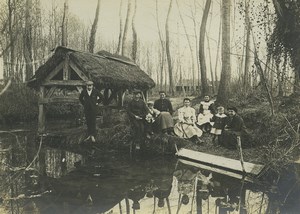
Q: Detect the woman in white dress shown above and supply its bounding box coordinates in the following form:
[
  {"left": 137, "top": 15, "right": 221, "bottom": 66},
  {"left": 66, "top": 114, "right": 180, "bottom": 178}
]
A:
[{"left": 174, "top": 98, "right": 203, "bottom": 143}]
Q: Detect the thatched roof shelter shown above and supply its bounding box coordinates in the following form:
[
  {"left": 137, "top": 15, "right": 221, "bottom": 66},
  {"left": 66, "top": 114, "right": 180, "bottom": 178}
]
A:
[{"left": 28, "top": 46, "right": 155, "bottom": 90}]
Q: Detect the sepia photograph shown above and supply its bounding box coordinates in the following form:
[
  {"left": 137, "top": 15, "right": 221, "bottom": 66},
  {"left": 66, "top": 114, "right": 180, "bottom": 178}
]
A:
[{"left": 0, "top": 0, "right": 300, "bottom": 213}]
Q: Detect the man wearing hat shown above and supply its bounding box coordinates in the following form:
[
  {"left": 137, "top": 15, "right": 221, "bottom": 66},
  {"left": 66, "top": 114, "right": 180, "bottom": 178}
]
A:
[
  {"left": 127, "top": 90, "right": 149, "bottom": 148},
  {"left": 221, "top": 107, "right": 246, "bottom": 149},
  {"left": 79, "top": 80, "right": 103, "bottom": 142}
]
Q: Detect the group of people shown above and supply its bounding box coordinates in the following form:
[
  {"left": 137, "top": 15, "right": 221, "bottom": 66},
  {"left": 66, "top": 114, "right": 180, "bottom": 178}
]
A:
[
  {"left": 128, "top": 91, "right": 246, "bottom": 149},
  {"left": 78, "top": 80, "right": 246, "bottom": 148}
]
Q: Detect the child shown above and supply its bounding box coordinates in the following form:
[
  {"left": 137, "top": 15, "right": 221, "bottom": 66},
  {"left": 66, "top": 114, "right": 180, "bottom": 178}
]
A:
[
  {"left": 145, "top": 101, "right": 160, "bottom": 137},
  {"left": 210, "top": 106, "right": 227, "bottom": 144}
]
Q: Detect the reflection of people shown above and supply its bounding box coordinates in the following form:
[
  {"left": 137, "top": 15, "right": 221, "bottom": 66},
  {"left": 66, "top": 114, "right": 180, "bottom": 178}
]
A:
[
  {"left": 197, "top": 95, "right": 214, "bottom": 132},
  {"left": 221, "top": 107, "right": 246, "bottom": 149},
  {"left": 127, "top": 185, "right": 146, "bottom": 210},
  {"left": 173, "top": 164, "right": 200, "bottom": 205},
  {"left": 127, "top": 90, "right": 149, "bottom": 148},
  {"left": 174, "top": 98, "right": 203, "bottom": 143},
  {"left": 152, "top": 177, "right": 173, "bottom": 208},
  {"left": 79, "top": 80, "right": 103, "bottom": 142},
  {"left": 154, "top": 91, "right": 175, "bottom": 135},
  {"left": 210, "top": 106, "right": 227, "bottom": 144}
]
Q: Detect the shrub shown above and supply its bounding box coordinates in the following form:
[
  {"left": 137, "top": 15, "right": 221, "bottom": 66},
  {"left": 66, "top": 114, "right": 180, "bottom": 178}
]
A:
[{"left": 0, "top": 83, "right": 38, "bottom": 124}]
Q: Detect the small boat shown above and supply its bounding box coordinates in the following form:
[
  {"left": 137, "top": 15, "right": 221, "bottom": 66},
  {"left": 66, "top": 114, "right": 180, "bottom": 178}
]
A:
[{"left": 176, "top": 148, "right": 264, "bottom": 176}]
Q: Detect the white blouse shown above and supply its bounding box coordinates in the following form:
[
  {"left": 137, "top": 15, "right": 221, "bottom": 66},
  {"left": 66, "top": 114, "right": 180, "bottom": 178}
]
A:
[{"left": 178, "top": 106, "right": 196, "bottom": 124}]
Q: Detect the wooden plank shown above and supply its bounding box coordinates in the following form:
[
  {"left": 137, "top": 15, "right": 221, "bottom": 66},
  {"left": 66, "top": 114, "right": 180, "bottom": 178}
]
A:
[
  {"left": 43, "top": 80, "right": 86, "bottom": 86},
  {"left": 45, "top": 62, "right": 64, "bottom": 81},
  {"left": 69, "top": 61, "right": 89, "bottom": 81},
  {"left": 176, "top": 148, "right": 264, "bottom": 175},
  {"left": 45, "top": 86, "right": 57, "bottom": 98},
  {"left": 178, "top": 159, "right": 253, "bottom": 182}
]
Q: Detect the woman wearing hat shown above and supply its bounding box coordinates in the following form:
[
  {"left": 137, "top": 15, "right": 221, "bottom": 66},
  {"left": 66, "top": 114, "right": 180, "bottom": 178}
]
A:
[
  {"left": 220, "top": 107, "right": 246, "bottom": 149},
  {"left": 79, "top": 80, "right": 103, "bottom": 142},
  {"left": 127, "top": 90, "right": 149, "bottom": 148}
]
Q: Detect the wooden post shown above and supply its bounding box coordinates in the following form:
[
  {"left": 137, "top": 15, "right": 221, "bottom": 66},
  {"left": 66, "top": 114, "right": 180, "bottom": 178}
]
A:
[
  {"left": 38, "top": 86, "right": 45, "bottom": 133},
  {"left": 63, "top": 53, "right": 70, "bottom": 80},
  {"left": 117, "top": 89, "right": 123, "bottom": 107},
  {"left": 143, "top": 90, "right": 148, "bottom": 102}
]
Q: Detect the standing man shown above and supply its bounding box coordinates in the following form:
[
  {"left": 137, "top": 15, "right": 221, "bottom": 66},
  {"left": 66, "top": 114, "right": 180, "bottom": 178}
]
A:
[
  {"left": 79, "top": 80, "right": 102, "bottom": 143},
  {"left": 127, "top": 90, "right": 149, "bottom": 148},
  {"left": 154, "top": 91, "right": 174, "bottom": 135}
]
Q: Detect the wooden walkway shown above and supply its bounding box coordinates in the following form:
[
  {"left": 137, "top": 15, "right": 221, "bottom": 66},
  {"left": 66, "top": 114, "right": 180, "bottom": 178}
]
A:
[{"left": 176, "top": 148, "right": 264, "bottom": 175}]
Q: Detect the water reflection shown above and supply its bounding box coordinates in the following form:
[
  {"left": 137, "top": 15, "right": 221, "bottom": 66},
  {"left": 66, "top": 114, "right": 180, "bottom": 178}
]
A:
[{"left": 0, "top": 132, "right": 300, "bottom": 213}]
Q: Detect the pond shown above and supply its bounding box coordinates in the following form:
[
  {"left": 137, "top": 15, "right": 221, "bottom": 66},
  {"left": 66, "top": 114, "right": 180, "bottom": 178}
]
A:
[{"left": 0, "top": 130, "right": 300, "bottom": 214}]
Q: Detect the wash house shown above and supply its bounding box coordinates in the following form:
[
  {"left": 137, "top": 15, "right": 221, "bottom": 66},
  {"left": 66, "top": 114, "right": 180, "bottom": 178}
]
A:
[{"left": 28, "top": 46, "right": 155, "bottom": 133}]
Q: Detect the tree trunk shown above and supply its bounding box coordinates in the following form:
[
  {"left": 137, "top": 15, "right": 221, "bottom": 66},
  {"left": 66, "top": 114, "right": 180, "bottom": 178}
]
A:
[
  {"left": 24, "top": 0, "right": 33, "bottom": 81},
  {"left": 131, "top": 0, "right": 137, "bottom": 62},
  {"left": 243, "top": 0, "right": 251, "bottom": 91},
  {"left": 217, "top": 0, "right": 231, "bottom": 105},
  {"left": 199, "top": 0, "right": 211, "bottom": 96},
  {"left": 206, "top": 35, "right": 215, "bottom": 94},
  {"left": 165, "top": 0, "right": 174, "bottom": 95},
  {"left": 8, "top": 0, "right": 15, "bottom": 78},
  {"left": 88, "top": 0, "right": 101, "bottom": 53},
  {"left": 214, "top": 15, "right": 222, "bottom": 91},
  {"left": 116, "top": 0, "right": 123, "bottom": 55},
  {"left": 121, "top": 0, "right": 132, "bottom": 57},
  {"left": 61, "top": 0, "right": 69, "bottom": 46},
  {"left": 155, "top": 0, "right": 165, "bottom": 91}
]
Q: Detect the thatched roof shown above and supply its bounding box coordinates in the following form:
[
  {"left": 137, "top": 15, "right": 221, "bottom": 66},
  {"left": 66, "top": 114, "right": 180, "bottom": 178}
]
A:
[{"left": 28, "top": 46, "right": 155, "bottom": 90}]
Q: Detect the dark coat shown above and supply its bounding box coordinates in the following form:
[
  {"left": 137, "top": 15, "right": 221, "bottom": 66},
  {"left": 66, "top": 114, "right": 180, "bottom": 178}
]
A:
[
  {"left": 127, "top": 99, "right": 149, "bottom": 119},
  {"left": 79, "top": 88, "right": 102, "bottom": 135},
  {"left": 224, "top": 114, "right": 246, "bottom": 133},
  {"left": 154, "top": 99, "right": 173, "bottom": 115},
  {"left": 79, "top": 88, "right": 102, "bottom": 113}
]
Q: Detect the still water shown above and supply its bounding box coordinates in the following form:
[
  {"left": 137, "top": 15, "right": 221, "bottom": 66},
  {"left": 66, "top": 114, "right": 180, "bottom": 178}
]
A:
[{"left": 0, "top": 131, "right": 300, "bottom": 214}]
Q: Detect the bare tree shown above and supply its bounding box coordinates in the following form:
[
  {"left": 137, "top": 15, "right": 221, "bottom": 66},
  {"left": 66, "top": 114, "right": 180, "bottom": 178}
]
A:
[
  {"left": 23, "top": 0, "right": 33, "bottom": 80},
  {"left": 165, "top": 0, "right": 174, "bottom": 95},
  {"left": 61, "top": 0, "right": 68, "bottom": 46},
  {"left": 116, "top": 0, "right": 123, "bottom": 54},
  {"left": 155, "top": 0, "right": 165, "bottom": 90},
  {"left": 217, "top": 0, "right": 231, "bottom": 105},
  {"left": 131, "top": 0, "right": 137, "bottom": 62},
  {"left": 88, "top": 0, "right": 101, "bottom": 53},
  {"left": 176, "top": 0, "right": 195, "bottom": 91},
  {"left": 243, "top": 0, "right": 251, "bottom": 91},
  {"left": 121, "top": 0, "right": 132, "bottom": 57},
  {"left": 199, "top": 0, "right": 211, "bottom": 96}
]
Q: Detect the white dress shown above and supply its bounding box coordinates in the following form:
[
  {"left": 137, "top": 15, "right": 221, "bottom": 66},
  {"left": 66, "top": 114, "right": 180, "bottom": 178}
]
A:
[
  {"left": 174, "top": 106, "right": 203, "bottom": 139},
  {"left": 197, "top": 101, "right": 214, "bottom": 126}
]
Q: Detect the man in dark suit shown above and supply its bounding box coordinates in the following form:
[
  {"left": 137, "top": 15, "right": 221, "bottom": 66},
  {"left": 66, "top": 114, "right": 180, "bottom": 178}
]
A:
[{"left": 79, "top": 80, "right": 102, "bottom": 142}]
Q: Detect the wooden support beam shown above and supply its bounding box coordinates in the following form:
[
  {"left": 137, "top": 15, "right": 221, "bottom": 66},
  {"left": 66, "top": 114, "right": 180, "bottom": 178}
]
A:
[
  {"left": 63, "top": 53, "right": 70, "bottom": 80},
  {"left": 39, "top": 97, "right": 79, "bottom": 104},
  {"left": 45, "top": 86, "right": 57, "bottom": 98},
  {"left": 69, "top": 61, "right": 89, "bottom": 81},
  {"left": 45, "top": 62, "right": 64, "bottom": 81},
  {"left": 117, "top": 89, "right": 124, "bottom": 107},
  {"left": 38, "top": 86, "right": 45, "bottom": 133},
  {"left": 43, "top": 80, "right": 86, "bottom": 86}
]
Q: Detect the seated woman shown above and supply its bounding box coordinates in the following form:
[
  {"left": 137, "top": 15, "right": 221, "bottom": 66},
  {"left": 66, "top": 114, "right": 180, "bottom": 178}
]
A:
[
  {"left": 145, "top": 101, "right": 160, "bottom": 137},
  {"left": 220, "top": 107, "right": 246, "bottom": 149},
  {"left": 154, "top": 91, "right": 175, "bottom": 135},
  {"left": 174, "top": 98, "right": 203, "bottom": 143},
  {"left": 197, "top": 95, "right": 214, "bottom": 133}
]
